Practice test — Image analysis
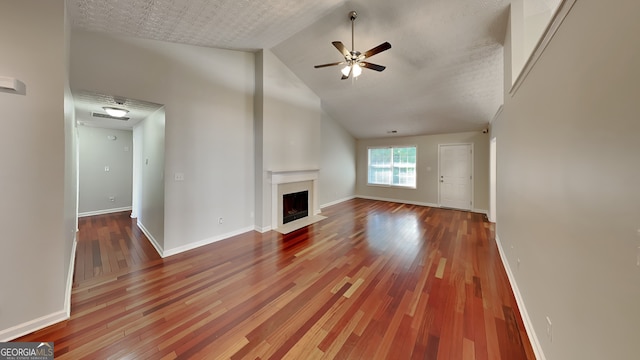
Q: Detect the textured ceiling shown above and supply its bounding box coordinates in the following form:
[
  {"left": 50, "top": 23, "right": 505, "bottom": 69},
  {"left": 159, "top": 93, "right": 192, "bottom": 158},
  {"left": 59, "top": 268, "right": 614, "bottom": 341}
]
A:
[{"left": 66, "top": 0, "right": 550, "bottom": 138}]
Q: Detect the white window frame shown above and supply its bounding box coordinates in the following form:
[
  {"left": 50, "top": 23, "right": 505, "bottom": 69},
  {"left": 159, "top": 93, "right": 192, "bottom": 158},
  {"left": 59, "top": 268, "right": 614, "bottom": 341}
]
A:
[{"left": 367, "top": 145, "right": 417, "bottom": 189}]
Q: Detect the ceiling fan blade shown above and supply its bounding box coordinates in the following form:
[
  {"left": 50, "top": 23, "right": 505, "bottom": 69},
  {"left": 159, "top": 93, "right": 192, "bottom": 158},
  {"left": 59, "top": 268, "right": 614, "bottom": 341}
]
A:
[
  {"left": 361, "top": 62, "right": 386, "bottom": 72},
  {"left": 341, "top": 65, "right": 352, "bottom": 80},
  {"left": 332, "top": 41, "right": 350, "bottom": 57},
  {"left": 314, "top": 61, "right": 345, "bottom": 68},
  {"left": 363, "top": 42, "right": 392, "bottom": 58}
]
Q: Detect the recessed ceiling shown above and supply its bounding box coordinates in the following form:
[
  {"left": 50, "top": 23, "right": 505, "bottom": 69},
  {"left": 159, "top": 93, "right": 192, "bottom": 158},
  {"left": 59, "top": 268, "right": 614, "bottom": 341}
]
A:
[
  {"left": 66, "top": 0, "right": 527, "bottom": 138},
  {"left": 73, "top": 89, "right": 164, "bottom": 130}
]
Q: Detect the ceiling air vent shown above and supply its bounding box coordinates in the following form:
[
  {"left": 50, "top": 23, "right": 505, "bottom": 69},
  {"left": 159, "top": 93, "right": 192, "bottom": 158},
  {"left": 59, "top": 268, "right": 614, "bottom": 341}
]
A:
[{"left": 91, "top": 112, "right": 130, "bottom": 121}]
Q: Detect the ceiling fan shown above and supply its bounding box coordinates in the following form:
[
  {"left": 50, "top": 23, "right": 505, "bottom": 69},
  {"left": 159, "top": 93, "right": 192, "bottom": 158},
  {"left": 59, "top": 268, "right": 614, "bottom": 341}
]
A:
[{"left": 314, "top": 11, "right": 391, "bottom": 80}]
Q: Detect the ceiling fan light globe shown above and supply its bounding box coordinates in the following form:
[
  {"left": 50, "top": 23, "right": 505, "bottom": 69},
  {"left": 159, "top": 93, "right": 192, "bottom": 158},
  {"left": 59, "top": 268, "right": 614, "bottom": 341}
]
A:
[
  {"left": 341, "top": 65, "right": 351, "bottom": 77},
  {"left": 353, "top": 64, "right": 363, "bottom": 77}
]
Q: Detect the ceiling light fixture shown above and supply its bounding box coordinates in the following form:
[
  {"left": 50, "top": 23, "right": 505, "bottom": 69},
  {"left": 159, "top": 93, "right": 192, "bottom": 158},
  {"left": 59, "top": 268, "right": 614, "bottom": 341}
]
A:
[
  {"left": 103, "top": 107, "right": 129, "bottom": 118},
  {"left": 314, "top": 11, "right": 391, "bottom": 80},
  {"left": 352, "top": 63, "right": 362, "bottom": 77},
  {"left": 341, "top": 63, "right": 363, "bottom": 78}
]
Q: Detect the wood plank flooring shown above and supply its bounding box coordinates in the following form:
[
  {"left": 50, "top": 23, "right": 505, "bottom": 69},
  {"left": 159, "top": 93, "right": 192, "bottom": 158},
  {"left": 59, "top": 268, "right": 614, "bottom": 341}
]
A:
[
  {"left": 16, "top": 199, "right": 535, "bottom": 359},
  {"left": 74, "top": 212, "right": 161, "bottom": 284}
]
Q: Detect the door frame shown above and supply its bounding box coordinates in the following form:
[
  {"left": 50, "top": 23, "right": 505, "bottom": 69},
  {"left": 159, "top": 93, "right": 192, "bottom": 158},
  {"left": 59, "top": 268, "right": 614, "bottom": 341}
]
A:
[
  {"left": 438, "top": 143, "right": 474, "bottom": 210},
  {"left": 489, "top": 137, "right": 497, "bottom": 222}
]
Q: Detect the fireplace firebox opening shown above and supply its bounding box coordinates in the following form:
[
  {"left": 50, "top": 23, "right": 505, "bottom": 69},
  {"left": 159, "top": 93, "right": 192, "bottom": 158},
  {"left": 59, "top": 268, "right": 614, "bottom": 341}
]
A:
[{"left": 283, "top": 190, "right": 309, "bottom": 225}]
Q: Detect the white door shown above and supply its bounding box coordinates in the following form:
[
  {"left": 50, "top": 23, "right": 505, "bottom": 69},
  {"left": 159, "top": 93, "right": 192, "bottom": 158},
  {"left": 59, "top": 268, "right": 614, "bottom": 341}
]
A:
[{"left": 439, "top": 144, "right": 472, "bottom": 210}]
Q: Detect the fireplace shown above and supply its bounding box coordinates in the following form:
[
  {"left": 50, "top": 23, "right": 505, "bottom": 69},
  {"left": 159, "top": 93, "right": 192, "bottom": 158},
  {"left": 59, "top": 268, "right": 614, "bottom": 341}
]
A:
[
  {"left": 282, "top": 190, "right": 309, "bottom": 224},
  {"left": 268, "top": 169, "right": 320, "bottom": 231}
]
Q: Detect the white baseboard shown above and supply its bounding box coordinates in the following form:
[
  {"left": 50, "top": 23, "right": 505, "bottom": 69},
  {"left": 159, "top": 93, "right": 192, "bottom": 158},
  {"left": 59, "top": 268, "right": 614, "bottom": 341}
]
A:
[
  {"left": 163, "top": 226, "right": 255, "bottom": 258},
  {"left": 473, "top": 208, "right": 489, "bottom": 216},
  {"left": 357, "top": 195, "right": 488, "bottom": 215},
  {"left": 255, "top": 225, "right": 272, "bottom": 233},
  {"left": 356, "top": 195, "right": 440, "bottom": 209},
  {"left": 0, "top": 232, "right": 78, "bottom": 341},
  {"left": 64, "top": 239, "right": 77, "bottom": 318},
  {"left": 137, "top": 221, "right": 164, "bottom": 258},
  {"left": 0, "top": 310, "right": 68, "bottom": 342},
  {"left": 320, "top": 195, "right": 356, "bottom": 209},
  {"left": 495, "top": 235, "right": 546, "bottom": 360},
  {"left": 78, "top": 206, "right": 132, "bottom": 217}
]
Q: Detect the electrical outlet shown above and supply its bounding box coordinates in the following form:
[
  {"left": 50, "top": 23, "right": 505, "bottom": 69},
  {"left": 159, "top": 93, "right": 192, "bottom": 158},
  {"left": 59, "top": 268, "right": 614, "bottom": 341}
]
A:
[
  {"left": 546, "top": 316, "right": 553, "bottom": 342},
  {"left": 218, "top": 217, "right": 223, "bottom": 224},
  {"left": 109, "top": 196, "right": 115, "bottom": 202}
]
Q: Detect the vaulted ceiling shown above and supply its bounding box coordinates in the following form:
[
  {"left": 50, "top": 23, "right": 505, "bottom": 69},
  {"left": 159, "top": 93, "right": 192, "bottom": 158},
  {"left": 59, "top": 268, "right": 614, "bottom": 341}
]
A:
[{"left": 67, "top": 0, "right": 529, "bottom": 138}]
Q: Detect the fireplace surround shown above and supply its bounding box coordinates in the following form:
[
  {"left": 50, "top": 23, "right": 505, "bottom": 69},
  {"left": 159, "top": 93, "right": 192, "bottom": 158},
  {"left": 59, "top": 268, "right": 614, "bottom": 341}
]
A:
[{"left": 269, "top": 169, "right": 320, "bottom": 231}]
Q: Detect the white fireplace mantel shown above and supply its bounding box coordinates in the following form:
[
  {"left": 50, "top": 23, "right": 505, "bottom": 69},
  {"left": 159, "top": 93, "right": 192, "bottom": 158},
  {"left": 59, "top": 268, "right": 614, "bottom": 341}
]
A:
[
  {"left": 268, "top": 169, "right": 320, "bottom": 230},
  {"left": 269, "top": 169, "right": 319, "bottom": 184}
]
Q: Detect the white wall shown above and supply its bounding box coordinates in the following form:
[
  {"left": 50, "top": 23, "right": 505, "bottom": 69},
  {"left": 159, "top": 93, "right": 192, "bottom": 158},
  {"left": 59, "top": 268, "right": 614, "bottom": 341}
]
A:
[
  {"left": 255, "top": 49, "right": 323, "bottom": 230},
  {"left": 262, "top": 50, "right": 321, "bottom": 172},
  {"left": 78, "top": 127, "right": 133, "bottom": 215},
  {"left": 62, "top": 0, "right": 78, "bottom": 317},
  {"left": 319, "top": 109, "right": 356, "bottom": 207},
  {"left": 511, "top": 0, "right": 561, "bottom": 85},
  {"left": 495, "top": 1, "right": 640, "bottom": 359},
  {"left": 0, "top": 0, "right": 73, "bottom": 340},
  {"left": 134, "top": 108, "right": 166, "bottom": 251},
  {"left": 71, "top": 30, "right": 255, "bottom": 255},
  {"left": 356, "top": 131, "right": 489, "bottom": 212}
]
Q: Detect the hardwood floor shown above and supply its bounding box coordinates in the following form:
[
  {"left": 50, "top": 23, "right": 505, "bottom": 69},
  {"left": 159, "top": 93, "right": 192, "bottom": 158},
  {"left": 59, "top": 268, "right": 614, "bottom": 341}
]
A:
[
  {"left": 74, "top": 212, "right": 161, "bottom": 284},
  {"left": 16, "top": 199, "right": 535, "bottom": 359}
]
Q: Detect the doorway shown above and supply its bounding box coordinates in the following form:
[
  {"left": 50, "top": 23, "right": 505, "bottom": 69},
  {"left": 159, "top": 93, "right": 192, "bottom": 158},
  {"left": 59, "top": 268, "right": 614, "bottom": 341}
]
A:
[{"left": 438, "top": 143, "right": 473, "bottom": 210}]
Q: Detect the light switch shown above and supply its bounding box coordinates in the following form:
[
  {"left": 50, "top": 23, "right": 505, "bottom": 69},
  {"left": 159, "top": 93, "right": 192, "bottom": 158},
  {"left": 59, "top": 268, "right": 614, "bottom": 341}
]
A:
[
  {"left": 124, "top": 146, "right": 129, "bottom": 152},
  {"left": 104, "top": 166, "right": 110, "bottom": 172}
]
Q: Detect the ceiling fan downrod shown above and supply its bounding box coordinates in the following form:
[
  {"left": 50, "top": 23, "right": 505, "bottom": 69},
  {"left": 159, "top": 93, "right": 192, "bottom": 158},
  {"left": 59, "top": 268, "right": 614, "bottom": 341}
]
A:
[{"left": 349, "top": 11, "right": 357, "bottom": 53}]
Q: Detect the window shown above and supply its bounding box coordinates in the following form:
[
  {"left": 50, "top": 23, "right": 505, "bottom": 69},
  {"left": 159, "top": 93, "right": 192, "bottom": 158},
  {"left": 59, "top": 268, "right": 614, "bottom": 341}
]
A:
[{"left": 367, "top": 146, "right": 417, "bottom": 188}]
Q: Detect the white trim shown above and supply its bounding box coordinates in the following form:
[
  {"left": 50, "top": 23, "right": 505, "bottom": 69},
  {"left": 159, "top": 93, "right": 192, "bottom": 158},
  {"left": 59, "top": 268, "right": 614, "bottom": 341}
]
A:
[
  {"left": 78, "top": 206, "right": 132, "bottom": 217},
  {"left": 490, "top": 105, "right": 503, "bottom": 124},
  {"left": 510, "top": 0, "right": 577, "bottom": 95},
  {"left": 137, "top": 221, "right": 164, "bottom": 258},
  {"left": 0, "top": 235, "right": 78, "bottom": 341},
  {"left": 488, "top": 137, "right": 497, "bottom": 223},
  {"left": 356, "top": 195, "right": 488, "bottom": 215},
  {"left": 64, "top": 239, "right": 77, "bottom": 318},
  {"left": 268, "top": 169, "right": 320, "bottom": 231},
  {"left": 438, "top": 143, "right": 474, "bottom": 211},
  {"left": 163, "top": 226, "right": 255, "bottom": 257},
  {"left": 357, "top": 195, "right": 439, "bottom": 209},
  {"left": 472, "top": 208, "right": 489, "bottom": 217},
  {"left": 255, "top": 225, "right": 272, "bottom": 233},
  {"left": 0, "top": 310, "right": 68, "bottom": 342},
  {"left": 495, "top": 234, "right": 546, "bottom": 360},
  {"left": 320, "top": 195, "right": 356, "bottom": 209},
  {"left": 366, "top": 145, "right": 418, "bottom": 189}
]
